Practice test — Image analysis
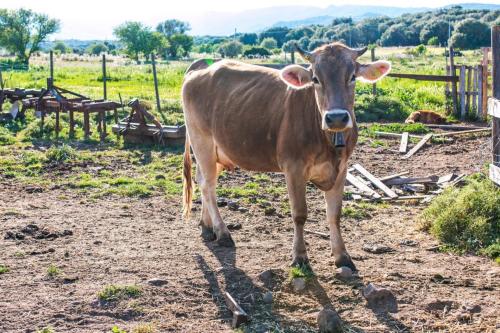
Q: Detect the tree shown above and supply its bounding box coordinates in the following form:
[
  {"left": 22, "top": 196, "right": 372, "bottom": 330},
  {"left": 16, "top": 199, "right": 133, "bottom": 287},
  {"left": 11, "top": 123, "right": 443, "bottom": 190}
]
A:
[
  {"left": 427, "top": 36, "right": 439, "bottom": 46},
  {"left": 259, "top": 26, "right": 290, "bottom": 47},
  {"left": 243, "top": 47, "right": 271, "bottom": 58},
  {"left": 167, "top": 33, "right": 193, "bottom": 58},
  {"left": 419, "top": 20, "right": 450, "bottom": 45},
  {"left": 156, "top": 19, "right": 191, "bottom": 37},
  {"left": 219, "top": 40, "right": 243, "bottom": 58},
  {"left": 0, "top": 8, "right": 60, "bottom": 65},
  {"left": 297, "top": 36, "right": 310, "bottom": 50},
  {"left": 450, "top": 18, "right": 490, "bottom": 50},
  {"left": 239, "top": 33, "right": 258, "bottom": 45},
  {"left": 53, "top": 41, "right": 68, "bottom": 54},
  {"left": 308, "top": 38, "right": 328, "bottom": 51},
  {"left": 86, "top": 43, "right": 108, "bottom": 56},
  {"left": 114, "top": 22, "right": 167, "bottom": 62},
  {"left": 260, "top": 37, "right": 277, "bottom": 50},
  {"left": 286, "top": 27, "right": 314, "bottom": 41}
]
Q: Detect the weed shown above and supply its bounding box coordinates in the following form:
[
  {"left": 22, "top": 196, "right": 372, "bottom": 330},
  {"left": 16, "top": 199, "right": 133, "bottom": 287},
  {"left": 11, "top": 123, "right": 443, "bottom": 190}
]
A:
[
  {"left": 46, "top": 144, "right": 77, "bottom": 163},
  {"left": 37, "top": 328, "right": 55, "bottom": 333},
  {"left": 0, "top": 126, "right": 15, "bottom": 145},
  {"left": 289, "top": 265, "right": 315, "bottom": 281},
  {"left": 98, "top": 285, "right": 142, "bottom": 302},
  {"left": 47, "top": 264, "right": 61, "bottom": 277},
  {"left": 0, "top": 264, "right": 10, "bottom": 274},
  {"left": 110, "top": 326, "right": 127, "bottom": 333}
]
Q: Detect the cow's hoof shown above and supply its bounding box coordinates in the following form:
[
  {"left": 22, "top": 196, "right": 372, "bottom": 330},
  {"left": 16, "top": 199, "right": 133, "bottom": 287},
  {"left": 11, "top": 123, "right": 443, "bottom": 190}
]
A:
[
  {"left": 335, "top": 253, "right": 357, "bottom": 272},
  {"left": 217, "top": 233, "right": 235, "bottom": 247},
  {"left": 200, "top": 225, "right": 216, "bottom": 241}
]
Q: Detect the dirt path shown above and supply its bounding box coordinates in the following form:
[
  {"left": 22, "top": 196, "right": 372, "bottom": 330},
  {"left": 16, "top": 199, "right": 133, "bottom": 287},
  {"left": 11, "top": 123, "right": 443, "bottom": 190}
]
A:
[{"left": 0, "top": 135, "right": 498, "bottom": 332}]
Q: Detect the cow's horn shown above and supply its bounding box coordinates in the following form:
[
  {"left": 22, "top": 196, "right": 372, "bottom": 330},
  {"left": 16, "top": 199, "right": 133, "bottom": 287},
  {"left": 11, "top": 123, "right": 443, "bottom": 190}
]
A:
[
  {"left": 355, "top": 46, "right": 368, "bottom": 58},
  {"left": 294, "top": 43, "right": 313, "bottom": 62}
]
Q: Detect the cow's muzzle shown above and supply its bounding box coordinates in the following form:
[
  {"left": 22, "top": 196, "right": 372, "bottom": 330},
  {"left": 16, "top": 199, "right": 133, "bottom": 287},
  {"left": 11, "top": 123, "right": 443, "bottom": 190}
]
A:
[{"left": 322, "top": 109, "right": 353, "bottom": 131}]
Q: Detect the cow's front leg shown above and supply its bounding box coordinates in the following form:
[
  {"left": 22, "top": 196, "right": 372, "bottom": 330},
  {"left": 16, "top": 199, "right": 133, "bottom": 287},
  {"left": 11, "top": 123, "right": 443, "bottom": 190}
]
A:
[
  {"left": 285, "top": 171, "right": 308, "bottom": 266},
  {"left": 325, "top": 169, "right": 356, "bottom": 271}
]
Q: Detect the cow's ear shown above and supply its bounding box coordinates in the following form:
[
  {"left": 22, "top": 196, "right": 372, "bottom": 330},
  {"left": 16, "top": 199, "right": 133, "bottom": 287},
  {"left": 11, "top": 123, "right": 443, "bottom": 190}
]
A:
[
  {"left": 280, "top": 65, "right": 313, "bottom": 89},
  {"left": 357, "top": 60, "right": 391, "bottom": 83}
]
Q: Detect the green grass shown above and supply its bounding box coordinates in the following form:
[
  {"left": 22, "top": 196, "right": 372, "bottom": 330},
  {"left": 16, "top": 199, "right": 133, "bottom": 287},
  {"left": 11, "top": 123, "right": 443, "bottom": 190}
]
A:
[
  {"left": 289, "top": 265, "right": 315, "bottom": 281},
  {"left": 366, "top": 122, "right": 430, "bottom": 134},
  {"left": 98, "top": 285, "right": 142, "bottom": 302},
  {"left": 0, "top": 264, "right": 10, "bottom": 274},
  {"left": 47, "top": 264, "right": 61, "bottom": 278},
  {"left": 420, "top": 173, "right": 499, "bottom": 261}
]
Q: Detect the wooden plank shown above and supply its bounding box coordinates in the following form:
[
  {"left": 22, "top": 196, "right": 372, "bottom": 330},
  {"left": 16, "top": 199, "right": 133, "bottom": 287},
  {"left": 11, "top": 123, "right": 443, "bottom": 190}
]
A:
[
  {"left": 472, "top": 66, "right": 478, "bottom": 114},
  {"left": 380, "top": 171, "right": 410, "bottom": 182},
  {"left": 459, "top": 65, "right": 466, "bottom": 119},
  {"left": 399, "top": 132, "right": 409, "bottom": 153},
  {"left": 387, "top": 73, "right": 459, "bottom": 82},
  {"left": 488, "top": 98, "right": 500, "bottom": 118},
  {"left": 402, "top": 133, "right": 433, "bottom": 159},
  {"left": 433, "top": 128, "right": 491, "bottom": 137},
  {"left": 384, "top": 176, "right": 438, "bottom": 186},
  {"left": 489, "top": 164, "right": 500, "bottom": 186},
  {"left": 466, "top": 66, "right": 472, "bottom": 114},
  {"left": 425, "top": 124, "right": 489, "bottom": 131},
  {"left": 353, "top": 164, "right": 398, "bottom": 199},
  {"left": 437, "top": 173, "right": 456, "bottom": 184},
  {"left": 224, "top": 292, "right": 249, "bottom": 328},
  {"left": 346, "top": 172, "right": 381, "bottom": 199},
  {"left": 365, "top": 195, "right": 430, "bottom": 202},
  {"left": 373, "top": 131, "right": 423, "bottom": 139}
]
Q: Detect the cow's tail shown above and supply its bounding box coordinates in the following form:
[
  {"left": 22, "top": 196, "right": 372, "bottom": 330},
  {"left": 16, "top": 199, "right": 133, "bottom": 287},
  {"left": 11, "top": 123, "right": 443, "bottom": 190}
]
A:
[{"left": 182, "top": 132, "right": 193, "bottom": 220}]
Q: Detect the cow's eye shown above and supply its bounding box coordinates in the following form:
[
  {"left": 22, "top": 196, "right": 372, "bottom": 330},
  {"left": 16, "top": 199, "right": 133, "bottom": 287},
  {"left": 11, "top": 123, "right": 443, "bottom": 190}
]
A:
[
  {"left": 350, "top": 74, "right": 356, "bottom": 83},
  {"left": 312, "top": 76, "right": 320, "bottom": 84}
]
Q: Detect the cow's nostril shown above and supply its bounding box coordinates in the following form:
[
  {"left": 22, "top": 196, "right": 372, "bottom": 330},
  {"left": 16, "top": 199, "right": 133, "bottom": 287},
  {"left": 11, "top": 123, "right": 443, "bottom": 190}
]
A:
[{"left": 342, "top": 114, "right": 349, "bottom": 124}]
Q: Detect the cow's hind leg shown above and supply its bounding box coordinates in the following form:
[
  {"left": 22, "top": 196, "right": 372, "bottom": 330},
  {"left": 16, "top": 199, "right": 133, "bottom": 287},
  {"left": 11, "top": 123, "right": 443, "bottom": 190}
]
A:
[
  {"left": 196, "top": 167, "right": 215, "bottom": 241},
  {"left": 325, "top": 170, "right": 356, "bottom": 271},
  {"left": 285, "top": 170, "right": 309, "bottom": 266},
  {"left": 191, "top": 138, "right": 234, "bottom": 247}
]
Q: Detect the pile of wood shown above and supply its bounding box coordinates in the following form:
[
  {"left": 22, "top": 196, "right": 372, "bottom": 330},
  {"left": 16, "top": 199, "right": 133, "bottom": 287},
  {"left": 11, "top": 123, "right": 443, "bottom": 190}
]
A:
[{"left": 345, "top": 163, "right": 465, "bottom": 203}]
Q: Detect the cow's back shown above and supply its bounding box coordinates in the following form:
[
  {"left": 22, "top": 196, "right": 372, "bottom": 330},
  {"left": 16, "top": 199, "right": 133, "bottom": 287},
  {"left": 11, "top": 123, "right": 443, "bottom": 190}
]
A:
[{"left": 182, "top": 60, "right": 296, "bottom": 171}]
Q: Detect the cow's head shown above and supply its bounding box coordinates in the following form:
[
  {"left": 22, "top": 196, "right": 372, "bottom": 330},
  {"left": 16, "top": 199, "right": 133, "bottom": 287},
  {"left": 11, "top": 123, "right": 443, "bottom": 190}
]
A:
[{"left": 279, "top": 42, "right": 391, "bottom": 132}]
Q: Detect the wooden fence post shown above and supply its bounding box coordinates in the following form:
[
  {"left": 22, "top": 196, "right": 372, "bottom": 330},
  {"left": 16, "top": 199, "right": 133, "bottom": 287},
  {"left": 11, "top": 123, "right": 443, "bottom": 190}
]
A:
[
  {"left": 473, "top": 66, "right": 478, "bottom": 114},
  {"left": 371, "top": 48, "right": 377, "bottom": 96},
  {"left": 49, "top": 50, "right": 54, "bottom": 83},
  {"left": 466, "top": 66, "right": 472, "bottom": 115},
  {"left": 459, "top": 65, "right": 466, "bottom": 119},
  {"left": 449, "top": 47, "right": 458, "bottom": 115},
  {"left": 151, "top": 54, "right": 161, "bottom": 112},
  {"left": 481, "top": 47, "right": 489, "bottom": 121},
  {"left": 491, "top": 26, "right": 500, "bottom": 169},
  {"left": 102, "top": 53, "right": 107, "bottom": 100}
]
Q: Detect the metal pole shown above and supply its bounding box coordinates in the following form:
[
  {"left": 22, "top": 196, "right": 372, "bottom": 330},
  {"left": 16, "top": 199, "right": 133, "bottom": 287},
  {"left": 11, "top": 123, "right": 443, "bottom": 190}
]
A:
[
  {"left": 151, "top": 54, "right": 161, "bottom": 112},
  {"left": 49, "top": 50, "right": 54, "bottom": 83},
  {"left": 102, "top": 53, "right": 107, "bottom": 100}
]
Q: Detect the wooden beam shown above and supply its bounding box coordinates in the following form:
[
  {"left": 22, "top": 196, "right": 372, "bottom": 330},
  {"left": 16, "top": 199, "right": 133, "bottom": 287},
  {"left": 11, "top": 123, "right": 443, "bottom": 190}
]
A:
[
  {"left": 384, "top": 176, "right": 438, "bottom": 186},
  {"left": 489, "top": 164, "right": 500, "bottom": 186},
  {"left": 224, "top": 292, "right": 249, "bottom": 328},
  {"left": 373, "top": 131, "right": 423, "bottom": 139},
  {"left": 399, "top": 132, "right": 409, "bottom": 153},
  {"left": 489, "top": 98, "right": 500, "bottom": 118},
  {"left": 380, "top": 171, "right": 410, "bottom": 182},
  {"left": 352, "top": 164, "right": 398, "bottom": 199},
  {"left": 387, "top": 73, "right": 459, "bottom": 82},
  {"left": 346, "top": 172, "right": 381, "bottom": 199},
  {"left": 459, "top": 65, "right": 466, "bottom": 119},
  {"left": 433, "top": 128, "right": 491, "bottom": 137},
  {"left": 402, "top": 133, "right": 433, "bottom": 159},
  {"left": 425, "top": 124, "right": 489, "bottom": 131}
]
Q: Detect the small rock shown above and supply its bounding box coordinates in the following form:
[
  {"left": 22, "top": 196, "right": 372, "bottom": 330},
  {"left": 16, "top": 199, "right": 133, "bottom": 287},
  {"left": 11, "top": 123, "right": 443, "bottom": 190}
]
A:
[
  {"left": 292, "top": 277, "right": 306, "bottom": 292},
  {"left": 362, "top": 283, "right": 398, "bottom": 313},
  {"left": 317, "top": 308, "right": 342, "bottom": 333},
  {"left": 227, "top": 200, "right": 240, "bottom": 211},
  {"left": 335, "top": 266, "right": 353, "bottom": 279},
  {"left": 238, "top": 207, "right": 248, "bottom": 213},
  {"left": 148, "top": 278, "right": 168, "bottom": 286},
  {"left": 362, "top": 243, "right": 395, "bottom": 254},
  {"left": 264, "top": 207, "right": 276, "bottom": 216},
  {"left": 63, "top": 276, "right": 79, "bottom": 284},
  {"left": 227, "top": 222, "right": 242, "bottom": 231},
  {"left": 262, "top": 291, "right": 273, "bottom": 304},
  {"left": 217, "top": 198, "right": 228, "bottom": 207}
]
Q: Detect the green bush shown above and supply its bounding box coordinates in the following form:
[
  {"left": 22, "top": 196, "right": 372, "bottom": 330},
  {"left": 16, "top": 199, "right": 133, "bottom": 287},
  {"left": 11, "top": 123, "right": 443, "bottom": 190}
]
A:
[
  {"left": 46, "top": 144, "right": 77, "bottom": 163},
  {"left": 420, "top": 173, "right": 499, "bottom": 260}
]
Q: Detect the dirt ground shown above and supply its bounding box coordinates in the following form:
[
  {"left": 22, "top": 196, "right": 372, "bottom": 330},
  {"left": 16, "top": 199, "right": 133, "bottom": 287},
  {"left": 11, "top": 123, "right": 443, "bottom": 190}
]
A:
[{"left": 1, "top": 133, "right": 499, "bottom": 333}]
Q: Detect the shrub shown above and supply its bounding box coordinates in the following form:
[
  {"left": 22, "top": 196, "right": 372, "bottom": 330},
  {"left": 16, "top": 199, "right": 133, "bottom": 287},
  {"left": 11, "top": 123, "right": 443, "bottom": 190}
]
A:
[
  {"left": 243, "top": 47, "right": 271, "bottom": 58},
  {"left": 46, "top": 144, "right": 77, "bottom": 163},
  {"left": 420, "top": 173, "right": 499, "bottom": 260}
]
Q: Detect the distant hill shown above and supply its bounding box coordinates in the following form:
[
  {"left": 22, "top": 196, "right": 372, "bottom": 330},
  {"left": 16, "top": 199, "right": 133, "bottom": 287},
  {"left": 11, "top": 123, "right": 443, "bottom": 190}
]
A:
[{"left": 270, "top": 3, "right": 500, "bottom": 29}]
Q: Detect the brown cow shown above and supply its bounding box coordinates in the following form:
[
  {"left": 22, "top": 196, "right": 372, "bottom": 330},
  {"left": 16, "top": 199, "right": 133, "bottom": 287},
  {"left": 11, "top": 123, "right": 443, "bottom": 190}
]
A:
[
  {"left": 182, "top": 43, "right": 391, "bottom": 270},
  {"left": 405, "top": 110, "right": 447, "bottom": 124}
]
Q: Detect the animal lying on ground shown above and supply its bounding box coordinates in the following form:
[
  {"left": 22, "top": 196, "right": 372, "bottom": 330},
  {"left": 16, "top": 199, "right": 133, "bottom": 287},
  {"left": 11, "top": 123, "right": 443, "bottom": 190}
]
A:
[
  {"left": 182, "top": 42, "right": 391, "bottom": 270},
  {"left": 405, "top": 110, "right": 447, "bottom": 124}
]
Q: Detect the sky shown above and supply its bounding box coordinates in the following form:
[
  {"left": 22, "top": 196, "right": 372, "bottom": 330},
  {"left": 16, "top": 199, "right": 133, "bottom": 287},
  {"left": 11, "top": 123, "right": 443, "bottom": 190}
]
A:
[{"left": 1, "top": 0, "right": 498, "bottom": 39}]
